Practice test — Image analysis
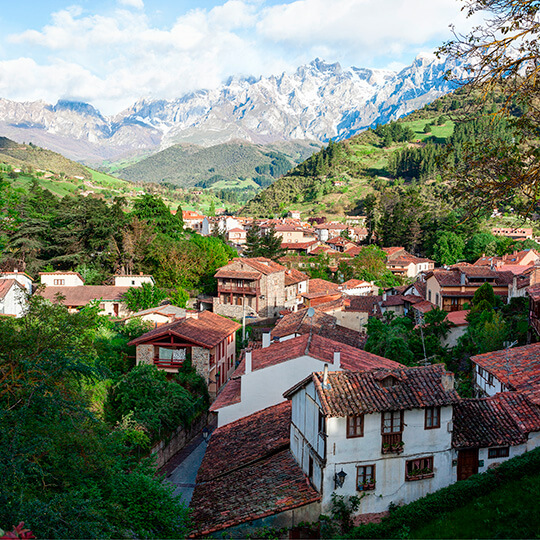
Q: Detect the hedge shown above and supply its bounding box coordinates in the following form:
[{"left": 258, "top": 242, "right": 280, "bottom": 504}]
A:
[{"left": 346, "top": 447, "right": 540, "bottom": 539}]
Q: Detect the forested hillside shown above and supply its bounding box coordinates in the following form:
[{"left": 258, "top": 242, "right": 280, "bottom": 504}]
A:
[{"left": 113, "top": 139, "right": 320, "bottom": 189}]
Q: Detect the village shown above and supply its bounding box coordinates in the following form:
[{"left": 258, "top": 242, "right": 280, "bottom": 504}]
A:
[{"left": 2, "top": 209, "right": 540, "bottom": 538}]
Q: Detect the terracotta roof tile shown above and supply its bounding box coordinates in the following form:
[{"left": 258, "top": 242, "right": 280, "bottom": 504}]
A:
[
  {"left": 452, "top": 392, "right": 540, "bottom": 448},
  {"left": 445, "top": 310, "right": 470, "bottom": 326},
  {"left": 233, "top": 333, "right": 398, "bottom": 378},
  {"left": 341, "top": 279, "right": 371, "bottom": 289},
  {"left": 298, "top": 364, "right": 459, "bottom": 417},
  {"left": 214, "top": 269, "right": 262, "bottom": 280},
  {"left": 346, "top": 295, "right": 382, "bottom": 316},
  {"left": 190, "top": 403, "right": 319, "bottom": 536},
  {"left": 471, "top": 343, "right": 540, "bottom": 404},
  {"left": 272, "top": 308, "right": 366, "bottom": 349},
  {"left": 308, "top": 278, "right": 339, "bottom": 294},
  {"left": 128, "top": 311, "right": 240, "bottom": 349},
  {"left": 209, "top": 378, "right": 241, "bottom": 411},
  {"left": 284, "top": 268, "right": 309, "bottom": 286},
  {"left": 198, "top": 402, "right": 291, "bottom": 482},
  {"left": 38, "top": 285, "right": 129, "bottom": 305}
]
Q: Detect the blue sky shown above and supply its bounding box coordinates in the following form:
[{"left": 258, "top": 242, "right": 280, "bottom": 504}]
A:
[{"left": 0, "top": 0, "right": 480, "bottom": 115}]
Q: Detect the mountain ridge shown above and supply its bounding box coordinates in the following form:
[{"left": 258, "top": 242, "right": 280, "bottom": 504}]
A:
[{"left": 0, "top": 54, "right": 462, "bottom": 165}]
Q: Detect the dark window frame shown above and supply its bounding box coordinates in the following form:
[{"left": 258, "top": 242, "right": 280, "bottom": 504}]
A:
[
  {"left": 405, "top": 456, "right": 434, "bottom": 481},
  {"left": 356, "top": 464, "right": 376, "bottom": 491},
  {"left": 381, "top": 410, "right": 403, "bottom": 434},
  {"left": 488, "top": 447, "right": 509, "bottom": 459},
  {"left": 347, "top": 415, "right": 364, "bottom": 438},
  {"left": 424, "top": 407, "right": 441, "bottom": 429}
]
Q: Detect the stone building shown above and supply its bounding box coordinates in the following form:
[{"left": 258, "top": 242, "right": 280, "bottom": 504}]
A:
[
  {"left": 214, "top": 257, "right": 301, "bottom": 318},
  {"left": 128, "top": 310, "right": 240, "bottom": 397}
]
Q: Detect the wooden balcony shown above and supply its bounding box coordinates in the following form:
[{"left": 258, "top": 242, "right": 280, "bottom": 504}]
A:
[
  {"left": 153, "top": 358, "right": 184, "bottom": 369},
  {"left": 381, "top": 432, "right": 404, "bottom": 454},
  {"left": 218, "top": 284, "right": 260, "bottom": 295}
]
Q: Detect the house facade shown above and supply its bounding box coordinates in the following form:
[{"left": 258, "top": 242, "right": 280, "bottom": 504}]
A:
[
  {"left": 214, "top": 257, "right": 297, "bottom": 318},
  {"left": 0, "top": 271, "right": 33, "bottom": 294},
  {"left": 284, "top": 365, "right": 459, "bottom": 515},
  {"left": 114, "top": 274, "right": 155, "bottom": 287},
  {"left": 128, "top": 310, "right": 240, "bottom": 397},
  {"left": 0, "top": 279, "right": 27, "bottom": 317},
  {"left": 39, "top": 271, "right": 84, "bottom": 287}
]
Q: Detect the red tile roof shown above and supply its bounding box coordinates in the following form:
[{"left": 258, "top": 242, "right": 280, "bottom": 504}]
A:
[
  {"left": 284, "top": 268, "right": 309, "bottom": 286},
  {"left": 271, "top": 308, "right": 367, "bottom": 349},
  {"left": 383, "top": 247, "right": 405, "bottom": 259},
  {"left": 128, "top": 311, "right": 240, "bottom": 349},
  {"left": 293, "top": 364, "right": 459, "bottom": 417},
  {"left": 412, "top": 300, "right": 436, "bottom": 314},
  {"left": 215, "top": 257, "right": 286, "bottom": 277},
  {"left": 346, "top": 295, "right": 382, "bottom": 316},
  {"left": 452, "top": 393, "right": 540, "bottom": 448},
  {"left": 341, "top": 279, "right": 371, "bottom": 289},
  {"left": 308, "top": 278, "right": 339, "bottom": 294},
  {"left": 0, "top": 279, "right": 24, "bottom": 300},
  {"left": 232, "top": 333, "right": 398, "bottom": 379},
  {"left": 38, "top": 285, "right": 129, "bottom": 305},
  {"left": 471, "top": 343, "right": 540, "bottom": 404},
  {"left": 344, "top": 246, "right": 363, "bottom": 256},
  {"left": 190, "top": 403, "right": 319, "bottom": 537},
  {"left": 445, "top": 310, "right": 469, "bottom": 326},
  {"left": 215, "top": 269, "right": 262, "bottom": 280},
  {"left": 209, "top": 378, "right": 241, "bottom": 411},
  {"left": 281, "top": 241, "right": 317, "bottom": 250},
  {"left": 198, "top": 402, "right": 291, "bottom": 482}
]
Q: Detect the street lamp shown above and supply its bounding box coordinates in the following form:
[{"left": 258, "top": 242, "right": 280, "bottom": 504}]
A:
[
  {"left": 334, "top": 468, "right": 347, "bottom": 489},
  {"left": 202, "top": 427, "right": 210, "bottom": 443}
]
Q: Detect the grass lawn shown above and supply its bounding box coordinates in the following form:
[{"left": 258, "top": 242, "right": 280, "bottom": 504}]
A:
[
  {"left": 400, "top": 119, "right": 455, "bottom": 141},
  {"left": 410, "top": 473, "right": 540, "bottom": 539}
]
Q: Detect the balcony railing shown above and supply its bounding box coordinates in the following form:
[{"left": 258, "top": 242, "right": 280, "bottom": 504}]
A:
[
  {"left": 153, "top": 358, "right": 184, "bottom": 369},
  {"left": 218, "top": 284, "right": 260, "bottom": 295},
  {"left": 381, "top": 432, "right": 404, "bottom": 454}
]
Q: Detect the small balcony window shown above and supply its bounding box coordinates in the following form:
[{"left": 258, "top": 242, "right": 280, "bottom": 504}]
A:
[
  {"left": 356, "top": 465, "right": 376, "bottom": 491},
  {"left": 405, "top": 456, "right": 434, "bottom": 481}
]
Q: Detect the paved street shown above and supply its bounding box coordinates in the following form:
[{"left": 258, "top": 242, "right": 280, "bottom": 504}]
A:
[{"left": 167, "top": 439, "right": 208, "bottom": 504}]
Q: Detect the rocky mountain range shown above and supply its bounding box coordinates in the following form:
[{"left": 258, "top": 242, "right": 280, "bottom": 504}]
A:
[{"left": 0, "top": 53, "right": 461, "bottom": 165}]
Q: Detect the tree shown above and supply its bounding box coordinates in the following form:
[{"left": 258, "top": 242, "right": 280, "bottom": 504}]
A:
[
  {"left": 365, "top": 317, "right": 415, "bottom": 365},
  {"left": 132, "top": 194, "right": 183, "bottom": 238},
  {"left": 351, "top": 245, "right": 400, "bottom": 287},
  {"left": 243, "top": 226, "right": 285, "bottom": 261},
  {"left": 439, "top": 0, "right": 540, "bottom": 215},
  {"left": 432, "top": 231, "right": 465, "bottom": 265},
  {"left": 123, "top": 282, "right": 168, "bottom": 312}
]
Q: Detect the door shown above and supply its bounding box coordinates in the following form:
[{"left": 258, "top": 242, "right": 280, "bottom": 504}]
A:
[{"left": 457, "top": 448, "right": 479, "bottom": 480}]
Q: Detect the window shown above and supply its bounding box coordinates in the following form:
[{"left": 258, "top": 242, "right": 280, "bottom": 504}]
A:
[
  {"left": 478, "top": 366, "right": 484, "bottom": 378},
  {"left": 487, "top": 373, "right": 494, "bottom": 386},
  {"left": 319, "top": 411, "right": 326, "bottom": 435},
  {"left": 428, "top": 290, "right": 432, "bottom": 302},
  {"left": 347, "top": 415, "right": 364, "bottom": 438},
  {"left": 435, "top": 293, "right": 439, "bottom": 306},
  {"left": 382, "top": 411, "right": 403, "bottom": 434},
  {"left": 405, "top": 456, "right": 434, "bottom": 481},
  {"left": 488, "top": 447, "right": 509, "bottom": 459},
  {"left": 356, "top": 465, "right": 376, "bottom": 491},
  {"left": 53, "top": 279, "right": 65, "bottom": 285},
  {"left": 425, "top": 407, "right": 441, "bottom": 429}
]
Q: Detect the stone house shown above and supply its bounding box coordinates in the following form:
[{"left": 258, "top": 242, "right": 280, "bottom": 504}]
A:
[
  {"left": 128, "top": 310, "right": 240, "bottom": 397},
  {"left": 214, "top": 257, "right": 298, "bottom": 318}
]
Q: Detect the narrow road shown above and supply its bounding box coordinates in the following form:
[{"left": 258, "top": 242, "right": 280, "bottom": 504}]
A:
[{"left": 167, "top": 439, "right": 208, "bottom": 504}]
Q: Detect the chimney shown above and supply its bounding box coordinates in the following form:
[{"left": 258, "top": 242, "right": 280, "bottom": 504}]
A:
[
  {"left": 245, "top": 349, "right": 252, "bottom": 374},
  {"left": 322, "top": 363, "right": 329, "bottom": 388},
  {"left": 139, "top": 271, "right": 143, "bottom": 276},
  {"left": 262, "top": 332, "right": 271, "bottom": 348},
  {"left": 441, "top": 371, "right": 455, "bottom": 391},
  {"left": 333, "top": 350, "right": 341, "bottom": 369},
  {"left": 383, "top": 291, "right": 387, "bottom": 301}
]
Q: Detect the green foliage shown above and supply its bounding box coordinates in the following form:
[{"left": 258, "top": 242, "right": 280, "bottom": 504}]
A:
[
  {"left": 123, "top": 282, "right": 168, "bottom": 312},
  {"left": 243, "top": 226, "right": 286, "bottom": 261},
  {"left": 365, "top": 317, "right": 415, "bottom": 365},
  {"left": 0, "top": 296, "right": 189, "bottom": 539},
  {"left": 103, "top": 364, "right": 206, "bottom": 446},
  {"left": 169, "top": 286, "right": 189, "bottom": 308},
  {"left": 347, "top": 447, "right": 540, "bottom": 539},
  {"left": 374, "top": 122, "right": 415, "bottom": 146},
  {"left": 432, "top": 231, "right": 465, "bottom": 265},
  {"left": 320, "top": 493, "right": 363, "bottom": 538},
  {"left": 132, "top": 193, "right": 183, "bottom": 238},
  {"left": 350, "top": 245, "right": 400, "bottom": 288}
]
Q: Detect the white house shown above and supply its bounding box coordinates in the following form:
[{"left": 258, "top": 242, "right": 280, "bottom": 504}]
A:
[
  {"left": 39, "top": 271, "right": 84, "bottom": 287},
  {"left": 339, "top": 279, "right": 375, "bottom": 296},
  {"left": 0, "top": 271, "right": 33, "bottom": 294},
  {"left": 114, "top": 274, "right": 155, "bottom": 287},
  {"left": 210, "top": 333, "right": 399, "bottom": 428},
  {"left": 283, "top": 364, "right": 460, "bottom": 515},
  {"left": 0, "top": 279, "right": 28, "bottom": 317}
]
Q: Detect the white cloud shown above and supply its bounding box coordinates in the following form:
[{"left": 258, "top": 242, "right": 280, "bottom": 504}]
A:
[
  {"left": 118, "top": 0, "right": 144, "bottom": 9},
  {"left": 1, "top": 0, "right": 480, "bottom": 114}
]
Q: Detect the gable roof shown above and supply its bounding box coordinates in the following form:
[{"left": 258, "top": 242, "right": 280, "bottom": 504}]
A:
[
  {"left": 128, "top": 311, "right": 240, "bottom": 349},
  {"left": 292, "top": 364, "right": 459, "bottom": 417},
  {"left": 0, "top": 279, "right": 25, "bottom": 300},
  {"left": 233, "top": 333, "right": 399, "bottom": 378},
  {"left": 452, "top": 392, "right": 540, "bottom": 448},
  {"left": 341, "top": 279, "right": 371, "bottom": 289},
  {"left": 38, "top": 285, "right": 129, "bottom": 305},
  {"left": 271, "top": 308, "right": 366, "bottom": 349},
  {"left": 471, "top": 343, "right": 540, "bottom": 404},
  {"left": 308, "top": 278, "right": 339, "bottom": 294},
  {"left": 190, "top": 402, "right": 319, "bottom": 537},
  {"left": 209, "top": 378, "right": 241, "bottom": 412},
  {"left": 284, "top": 268, "right": 309, "bottom": 286}
]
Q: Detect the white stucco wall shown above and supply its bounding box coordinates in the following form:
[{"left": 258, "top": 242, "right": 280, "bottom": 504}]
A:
[
  {"left": 216, "top": 355, "right": 340, "bottom": 427},
  {"left": 472, "top": 362, "right": 503, "bottom": 397},
  {"left": 40, "top": 273, "right": 84, "bottom": 286},
  {"left": 0, "top": 283, "right": 27, "bottom": 317},
  {"left": 114, "top": 275, "right": 154, "bottom": 287},
  {"left": 1, "top": 273, "right": 33, "bottom": 294}
]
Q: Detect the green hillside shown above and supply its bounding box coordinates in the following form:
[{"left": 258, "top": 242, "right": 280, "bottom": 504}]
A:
[
  {"left": 240, "top": 89, "right": 494, "bottom": 218},
  {"left": 112, "top": 139, "right": 320, "bottom": 188}
]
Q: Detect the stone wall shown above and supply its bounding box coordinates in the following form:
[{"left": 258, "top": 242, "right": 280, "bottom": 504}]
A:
[
  {"left": 192, "top": 346, "right": 210, "bottom": 383},
  {"left": 150, "top": 413, "right": 208, "bottom": 469},
  {"left": 136, "top": 344, "right": 154, "bottom": 365}
]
